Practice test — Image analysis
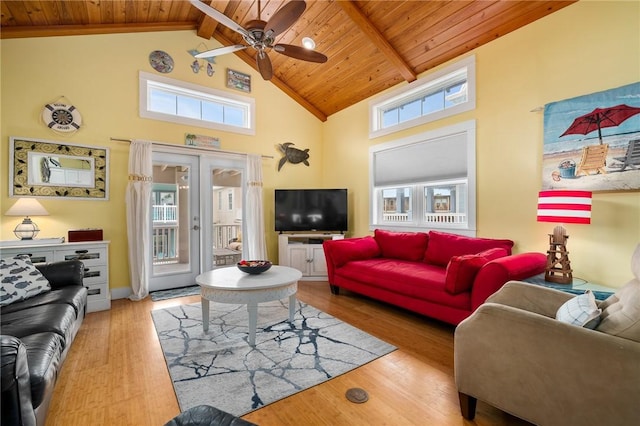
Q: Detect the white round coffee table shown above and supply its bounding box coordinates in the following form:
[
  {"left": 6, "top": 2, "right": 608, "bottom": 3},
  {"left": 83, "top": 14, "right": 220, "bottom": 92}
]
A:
[{"left": 196, "top": 265, "right": 303, "bottom": 346}]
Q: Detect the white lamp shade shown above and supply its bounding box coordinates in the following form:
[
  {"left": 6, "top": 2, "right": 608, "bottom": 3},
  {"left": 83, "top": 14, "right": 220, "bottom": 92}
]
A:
[
  {"left": 5, "top": 198, "right": 49, "bottom": 240},
  {"left": 5, "top": 198, "right": 49, "bottom": 217}
]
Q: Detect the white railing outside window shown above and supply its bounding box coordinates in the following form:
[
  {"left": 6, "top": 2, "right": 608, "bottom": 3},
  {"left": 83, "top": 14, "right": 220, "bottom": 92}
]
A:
[
  {"left": 152, "top": 225, "right": 178, "bottom": 263},
  {"left": 383, "top": 213, "right": 410, "bottom": 222},
  {"left": 425, "top": 213, "right": 466, "bottom": 224},
  {"left": 213, "top": 224, "right": 241, "bottom": 249},
  {"left": 153, "top": 205, "right": 177, "bottom": 222}
]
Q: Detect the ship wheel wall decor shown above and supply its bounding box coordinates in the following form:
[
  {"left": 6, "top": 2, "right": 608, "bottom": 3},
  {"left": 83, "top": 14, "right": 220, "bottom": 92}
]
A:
[{"left": 41, "top": 96, "right": 82, "bottom": 134}]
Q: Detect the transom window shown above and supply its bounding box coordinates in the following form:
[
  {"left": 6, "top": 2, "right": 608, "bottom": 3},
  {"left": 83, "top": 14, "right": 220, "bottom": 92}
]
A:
[
  {"left": 369, "top": 55, "right": 475, "bottom": 138},
  {"left": 369, "top": 120, "right": 476, "bottom": 236},
  {"left": 139, "top": 71, "right": 255, "bottom": 135}
]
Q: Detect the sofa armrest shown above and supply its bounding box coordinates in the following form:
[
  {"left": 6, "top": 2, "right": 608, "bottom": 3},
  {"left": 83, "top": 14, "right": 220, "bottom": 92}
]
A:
[
  {"left": 323, "top": 237, "right": 381, "bottom": 283},
  {"left": 35, "top": 260, "right": 85, "bottom": 290},
  {"left": 1, "top": 335, "right": 37, "bottom": 426},
  {"left": 470, "top": 252, "right": 546, "bottom": 310},
  {"left": 487, "top": 280, "right": 573, "bottom": 317},
  {"left": 455, "top": 303, "right": 640, "bottom": 425}
]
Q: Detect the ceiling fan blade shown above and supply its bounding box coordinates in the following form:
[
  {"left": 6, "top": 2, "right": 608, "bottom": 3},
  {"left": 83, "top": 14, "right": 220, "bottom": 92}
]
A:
[
  {"left": 195, "top": 44, "right": 247, "bottom": 58},
  {"left": 273, "top": 44, "right": 328, "bottom": 63},
  {"left": 264, "top": 1, "right": 307, "bottom": 39},
  {"left": 256, "top": 50, "right": 273, "bottom": 80},
  {"left": 189, "top": 0, "right": 250, "bottom": 38}
]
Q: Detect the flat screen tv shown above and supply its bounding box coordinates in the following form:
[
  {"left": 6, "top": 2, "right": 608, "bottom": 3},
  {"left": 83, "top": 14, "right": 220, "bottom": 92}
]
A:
[{"left": 275, "top": 189, "right": 348, "bottom": 233}]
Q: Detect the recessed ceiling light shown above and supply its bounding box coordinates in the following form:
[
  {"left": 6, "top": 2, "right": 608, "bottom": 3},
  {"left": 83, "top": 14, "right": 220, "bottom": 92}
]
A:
[{"left": 302, "top": 37, "right": 316, "bottom": 50}]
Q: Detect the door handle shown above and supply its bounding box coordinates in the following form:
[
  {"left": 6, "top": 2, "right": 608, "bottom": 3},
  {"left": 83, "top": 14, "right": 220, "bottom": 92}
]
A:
[{"left": 192, "top": 225, "right": 200, "bottom": 230}]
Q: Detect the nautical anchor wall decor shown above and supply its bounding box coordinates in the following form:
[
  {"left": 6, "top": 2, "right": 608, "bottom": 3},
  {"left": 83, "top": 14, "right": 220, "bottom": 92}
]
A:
[{"left": 277, "top": 143, "right": 310, "bottom": 171}]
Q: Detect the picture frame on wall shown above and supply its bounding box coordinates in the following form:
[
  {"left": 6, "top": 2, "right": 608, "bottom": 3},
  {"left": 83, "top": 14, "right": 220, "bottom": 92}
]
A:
[
  {"left": 226, "top": 69, "right": 251, "bottom": 93},
  {"left": 9, "top": 136, "right": 109, "bottom": 200},
  {"left": 542, "top": 81, "right": 640, "bottom": 192}
]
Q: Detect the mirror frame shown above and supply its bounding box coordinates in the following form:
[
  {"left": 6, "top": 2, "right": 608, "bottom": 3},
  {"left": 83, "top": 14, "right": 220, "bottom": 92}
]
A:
[{"left": 9, "top": 136, "right": 109, "bottom": 200}]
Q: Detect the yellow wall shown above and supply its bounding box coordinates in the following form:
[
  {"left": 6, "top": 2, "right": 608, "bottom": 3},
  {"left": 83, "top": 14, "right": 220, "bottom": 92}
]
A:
[
  {"left": 0, "top": 30, "right": 323, "bottom": 291},
  {"left": 1, "top": 1, "right": 639, "bottom": 293},
  {"left": 322, "top": 1, "right": 640, "bottom": 288}
]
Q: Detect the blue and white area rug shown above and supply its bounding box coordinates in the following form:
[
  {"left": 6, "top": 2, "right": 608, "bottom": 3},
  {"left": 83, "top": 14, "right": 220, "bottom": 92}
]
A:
[{"left": 151, "top": 301, "right": 396, "bottom": 416}]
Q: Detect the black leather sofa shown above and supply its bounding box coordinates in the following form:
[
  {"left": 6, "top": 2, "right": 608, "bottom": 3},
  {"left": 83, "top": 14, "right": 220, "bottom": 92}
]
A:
[{"left": 1, "top": 260, "right": 87, "bottom": 426}]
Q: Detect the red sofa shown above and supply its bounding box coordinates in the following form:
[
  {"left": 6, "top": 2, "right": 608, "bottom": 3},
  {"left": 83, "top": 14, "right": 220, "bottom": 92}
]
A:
[{"left": 323, "top": 229, "right": 547, "bottom": 325}]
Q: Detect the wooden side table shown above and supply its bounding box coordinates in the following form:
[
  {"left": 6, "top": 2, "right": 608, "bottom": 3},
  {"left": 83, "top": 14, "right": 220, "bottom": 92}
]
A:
[{"left": 521, "top": 273, "right": 615, "bottom": 301}]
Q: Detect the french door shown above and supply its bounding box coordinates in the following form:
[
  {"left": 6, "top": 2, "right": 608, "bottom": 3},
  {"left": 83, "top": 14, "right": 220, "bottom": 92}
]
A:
[
  {"left": 149, "top": 152, "right": 200, "bottom": 291},
  {"left": 148, "top": 150, "right": 246, "bottom": 292},
  {"left": 200, "top": 155, "right": 246, "bottom": 272}
]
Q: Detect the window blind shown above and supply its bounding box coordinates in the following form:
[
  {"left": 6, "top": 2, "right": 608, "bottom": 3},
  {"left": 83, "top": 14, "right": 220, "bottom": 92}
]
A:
[{"left": 373, "top": 132, "right": 467, "bottom": 186}]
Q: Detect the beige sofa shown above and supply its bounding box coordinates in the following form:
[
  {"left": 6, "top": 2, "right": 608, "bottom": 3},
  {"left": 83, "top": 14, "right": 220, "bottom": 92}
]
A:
[{"left": 454, "top": 245, "right": 640, "bottom": 426}]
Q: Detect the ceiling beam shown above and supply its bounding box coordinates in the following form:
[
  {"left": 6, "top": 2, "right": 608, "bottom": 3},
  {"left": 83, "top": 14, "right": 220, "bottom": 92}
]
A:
[
  {"left": 338, "top": 0, "right": 417, "bottom": 83},
  {"left": 213, "top": 32, "right": 328, "bottom": 122},
  {"left": 0, "top": 22, "right": 197, "bottom": 39},
  {"left": 194, "top": 1, "right": 222, "bottom": 39}
]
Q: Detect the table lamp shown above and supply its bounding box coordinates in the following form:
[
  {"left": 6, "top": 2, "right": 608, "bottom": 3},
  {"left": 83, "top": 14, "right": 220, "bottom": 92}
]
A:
[
  {"left": 5, "top": 198, "right": 49, "bottom": 240},
  {"left": 537, "top": 190, "right": 592, "bottom": 284}
]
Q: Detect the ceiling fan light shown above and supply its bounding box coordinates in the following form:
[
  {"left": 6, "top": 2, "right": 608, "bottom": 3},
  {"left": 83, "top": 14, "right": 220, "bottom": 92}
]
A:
[{"left": 302, "top": 37, "right": 316, "bottom": 50}]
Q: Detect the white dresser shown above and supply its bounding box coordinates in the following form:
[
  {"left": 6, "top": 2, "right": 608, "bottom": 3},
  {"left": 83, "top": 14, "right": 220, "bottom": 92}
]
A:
[{"left": 1, "top": 240, "right": 111, "bottom": 312}]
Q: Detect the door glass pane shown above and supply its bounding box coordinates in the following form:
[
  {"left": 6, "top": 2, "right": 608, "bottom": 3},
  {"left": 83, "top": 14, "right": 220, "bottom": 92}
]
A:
[
  {"left": 211, "top": 167, "right": 243, "bottom": 266},
  {"left": 152, "top": 164, "right": 191, "bottom": 275}
]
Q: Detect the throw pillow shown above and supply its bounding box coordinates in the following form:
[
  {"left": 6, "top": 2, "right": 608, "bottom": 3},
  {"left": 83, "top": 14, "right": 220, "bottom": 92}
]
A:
[
  {"left": 477, "top": 247, "right": 509, "bottom": 261},
  {"left": 445, "top": 254, "right": 489, "bottom": 294},
  {"left": 424, "top": 231, "right": 514, "bottom": 266},
  {"left": 0, "top": 255, "right": 51, "bottom": 306},
  {"left": 324, "top": 236, "right": 381, "bottom": 267},
  {"left": 596, "top": 280, "right": 640, "bottom": 342},
  {"left": 555, "top": 290, "right": 602, "bottom": 329},
  {"left": 374, "top": 229, "right": 429, "bottom": 262}
]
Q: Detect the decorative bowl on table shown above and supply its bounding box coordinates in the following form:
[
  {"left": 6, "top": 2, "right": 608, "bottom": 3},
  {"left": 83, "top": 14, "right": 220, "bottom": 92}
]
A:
[{"left": 237, "top": 260, "right": 272, "bottom": 274}]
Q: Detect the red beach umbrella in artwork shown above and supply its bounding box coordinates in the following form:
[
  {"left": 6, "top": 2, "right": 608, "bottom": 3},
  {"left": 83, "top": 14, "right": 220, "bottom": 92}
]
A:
[{"left": 560, "top": 104, "right": 640, "bottom": 144}]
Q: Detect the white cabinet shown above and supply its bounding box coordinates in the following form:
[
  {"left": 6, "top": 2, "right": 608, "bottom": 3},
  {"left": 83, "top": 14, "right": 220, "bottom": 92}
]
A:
[
  {"left": 278, "top": 233, "right": 344, "bottom": 280},
  {"left": 1, "top": 240, "right": 111, "bottom": 312}
]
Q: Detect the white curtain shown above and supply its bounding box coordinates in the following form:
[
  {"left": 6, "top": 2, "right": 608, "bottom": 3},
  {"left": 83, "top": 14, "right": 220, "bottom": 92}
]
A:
[
  {"left": 126, "top": 140, "right": 153, "bottom": 301},
  {"left": 245, "top": 154, "right": 267, "bottom": 260}
]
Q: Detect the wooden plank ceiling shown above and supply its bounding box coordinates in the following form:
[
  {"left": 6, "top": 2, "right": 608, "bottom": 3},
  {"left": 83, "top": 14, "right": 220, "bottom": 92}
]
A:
[{"left": 1, "top": 0, "right": 576, "bottom": 121}]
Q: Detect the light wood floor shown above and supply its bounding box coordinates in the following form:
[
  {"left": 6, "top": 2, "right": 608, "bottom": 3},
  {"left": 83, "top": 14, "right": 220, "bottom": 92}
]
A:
[{"left": 47, "top": 282, "right": 530, "bottom": 425}]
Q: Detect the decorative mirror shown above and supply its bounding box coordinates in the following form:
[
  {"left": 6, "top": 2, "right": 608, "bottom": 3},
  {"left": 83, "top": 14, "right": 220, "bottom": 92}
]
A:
[{"left": 9, "top": 137, "right": 109, "bottom": 200}]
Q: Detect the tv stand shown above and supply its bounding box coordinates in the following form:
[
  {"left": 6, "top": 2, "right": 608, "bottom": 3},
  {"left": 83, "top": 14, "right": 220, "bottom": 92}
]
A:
[{"left": 278, "top": 233, "right": 344, "bottom": 280}]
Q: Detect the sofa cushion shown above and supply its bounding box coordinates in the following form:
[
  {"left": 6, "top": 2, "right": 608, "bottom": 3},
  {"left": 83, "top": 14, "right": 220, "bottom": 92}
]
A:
[
  {"left": 596, "top": 281, "right": 640, "bottom": 342},
  {"left": 424, "top": 231, "right": 514, "bottom": 266},
  {"left": 324, "top": 236, "right": 381, "bottom": 268},
  {"left": 444, "top": 248, "right": 510, "bottom": 295},
  {"left": 336, "top": 258, "right": 471, "bottom": 310},
  {"left": 556, "top": 290, "right": 601, "bottom": 329},
  {"left": 595, "top": 244, "right": 640, "bottom": 342},
  {"left": 0, "top": 304, "right": 78, "bottom": 346},
  {"left": 1, "top": 255, "right": 51, "bottom": 306},
  {"left": 0, "top": 287, "right": 87, "bottom": 318},
  {"left": 19, "top": 332, "right": 65, "bottom": 407},
  {"left": 445, "top": 255, "right": 489, "bottom": 295},
  {"left": 374, "top": 229, "right": 429, "bottom": 261}
]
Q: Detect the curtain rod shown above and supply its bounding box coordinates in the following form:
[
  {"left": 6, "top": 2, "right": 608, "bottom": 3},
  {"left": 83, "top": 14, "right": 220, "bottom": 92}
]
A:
[{"left": 110, "top": 137, "right": 274, "bottom": 159}]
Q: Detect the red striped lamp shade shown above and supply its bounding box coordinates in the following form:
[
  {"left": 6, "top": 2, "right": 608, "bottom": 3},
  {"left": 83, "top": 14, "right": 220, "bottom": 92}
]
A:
[{"left": 537, "top": 190, "right": 592, "bottom": 225}]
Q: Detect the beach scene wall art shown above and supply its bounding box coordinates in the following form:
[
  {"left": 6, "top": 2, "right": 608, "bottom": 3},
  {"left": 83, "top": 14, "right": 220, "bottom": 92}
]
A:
[{"left": 543, "top": 82, "right": 640, "bottom": 192}]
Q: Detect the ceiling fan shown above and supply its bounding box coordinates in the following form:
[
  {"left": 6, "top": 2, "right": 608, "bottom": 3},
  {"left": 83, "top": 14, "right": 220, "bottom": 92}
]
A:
[{"left": 189, "top": 0, "right": 328, "bottom": 81}]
